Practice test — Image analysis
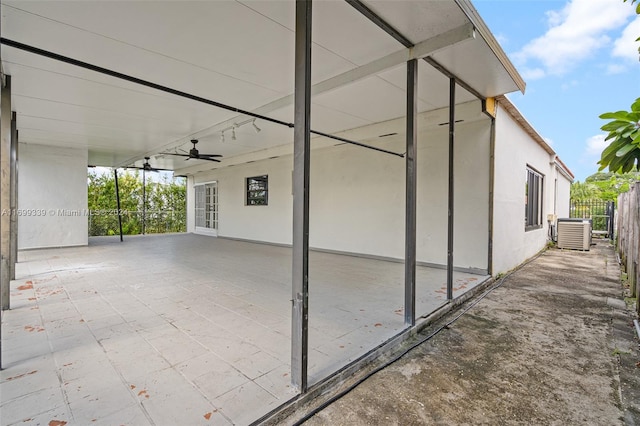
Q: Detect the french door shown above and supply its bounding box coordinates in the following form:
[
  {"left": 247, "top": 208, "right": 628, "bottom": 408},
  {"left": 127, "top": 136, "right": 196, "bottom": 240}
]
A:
[{"left": 195, "top": 182, "right": 218, "bottom": 236}]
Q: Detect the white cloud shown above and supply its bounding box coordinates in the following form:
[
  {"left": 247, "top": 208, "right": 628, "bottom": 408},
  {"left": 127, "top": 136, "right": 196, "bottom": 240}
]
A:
[
  {"left": 561, "top": 80, "right": 579, "bottom": 90},
  {"left": 520, "top": 67, "right": 547, "bottom": 80},
  {"left": 514, "top": 0, "right": 634, "bottom": 78},
  {"left": 606, "top": 63, "right": 628, "bottom": 74},
  {"left": 580, "top": 134, "right": 609, "bottom": 167},
  {"left": 585, "top": 134, "right": 609, "bottom": 157},
  {"left": 543, "top": 136, "right": 554, "bottom": 147},
  {"left": 612, "top": 15, "right": 640, "bottom": 62},
  {"left": 493, "top": 33, "right": 509, "bottom": 46}
]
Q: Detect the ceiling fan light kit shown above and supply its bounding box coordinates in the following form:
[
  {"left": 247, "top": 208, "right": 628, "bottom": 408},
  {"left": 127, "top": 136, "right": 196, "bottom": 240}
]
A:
[{"left": 159, "top": 139, "right": 223, "bottom": 163}]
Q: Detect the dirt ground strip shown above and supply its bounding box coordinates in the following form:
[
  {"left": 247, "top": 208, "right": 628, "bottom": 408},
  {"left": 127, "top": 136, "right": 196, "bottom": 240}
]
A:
[{"left": 304, "top": 241, "right": 640, "bottom": 425}]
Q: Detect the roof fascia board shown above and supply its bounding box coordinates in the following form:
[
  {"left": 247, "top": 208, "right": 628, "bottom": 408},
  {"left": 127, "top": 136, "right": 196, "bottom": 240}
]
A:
[
  {"left": 496, "top": 95, "right": 554, "bottom": 156},
  {"left": 496, "top": 95, "right": 575, "bottom": 179},
  {"left": 554, "top": 157, "right": 575, "bottom": 181},
  {"left": 453, "top": 0, "right": 526, "bottom": 94}
]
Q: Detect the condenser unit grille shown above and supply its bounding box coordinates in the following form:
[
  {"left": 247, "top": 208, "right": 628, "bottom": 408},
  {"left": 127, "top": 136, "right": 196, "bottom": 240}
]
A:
[{"left": 557, "top": 219, "right": 591, "bottom": 251}]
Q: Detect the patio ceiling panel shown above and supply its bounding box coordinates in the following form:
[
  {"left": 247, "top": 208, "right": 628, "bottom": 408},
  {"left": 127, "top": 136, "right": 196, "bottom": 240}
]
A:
[
  {"left": 3, "top": 52, "right": 237, "bottom": 167},
  {"left": 0, "top": 0, "right": 523, "bottom": 172},
  {"left": 242, "top": 0, "right": 404, "bottom": 67},
  {"left": 360, "top": 0, "right": 524, "bottom": 96},
  {"left": 311, "top": 72, "right": 412, "bottom": 125},
  {"left": 376, "top": 64, "right": 478, "bottom": 113}
]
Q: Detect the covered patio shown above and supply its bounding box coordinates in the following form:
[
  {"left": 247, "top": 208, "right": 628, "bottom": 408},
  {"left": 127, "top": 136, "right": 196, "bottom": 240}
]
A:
[
  {"left": 2, "top": 234, "right": 487, "bottom": 424},
  {"left": 1, "top": 0, "right": 524, "bottom": 424}
]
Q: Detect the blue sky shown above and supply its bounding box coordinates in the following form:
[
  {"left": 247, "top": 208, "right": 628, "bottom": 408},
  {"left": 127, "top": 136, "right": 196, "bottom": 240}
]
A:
[{"left": 473, "top": 0, "right": 640, "bottom": 182}]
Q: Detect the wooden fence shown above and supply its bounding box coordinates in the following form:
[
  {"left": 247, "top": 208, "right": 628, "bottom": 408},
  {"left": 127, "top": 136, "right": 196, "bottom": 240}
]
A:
[{"left": 617, "top": 183, "right": 640, "bottom": 314}]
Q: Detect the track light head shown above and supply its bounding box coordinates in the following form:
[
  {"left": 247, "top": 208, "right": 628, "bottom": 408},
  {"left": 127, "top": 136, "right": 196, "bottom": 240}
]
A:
[
  {"left": 221, "top": 131, "right": 225, "bottom": 143},
  {"left": 231, "top": 127, "right": 236, "bottom": 141},
  {"left": 252, "top": 119, "right": 261, "bottom": 133}
]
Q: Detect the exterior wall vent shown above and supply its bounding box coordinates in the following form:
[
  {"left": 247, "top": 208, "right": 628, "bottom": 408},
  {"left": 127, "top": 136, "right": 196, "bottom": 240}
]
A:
[{"left": 557, "top": 218, "right": 592, "bottom": 251}]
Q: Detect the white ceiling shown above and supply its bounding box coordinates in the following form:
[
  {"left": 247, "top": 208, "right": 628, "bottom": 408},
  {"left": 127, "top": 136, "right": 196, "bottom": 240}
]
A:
[{"left": 0, "top": 0, "right": 524, "bottom": 173}]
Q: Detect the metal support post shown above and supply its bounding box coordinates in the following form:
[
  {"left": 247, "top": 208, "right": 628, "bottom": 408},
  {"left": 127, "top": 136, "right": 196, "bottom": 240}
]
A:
[
  {"left": 142, "top": 169, "right": 146, "bottom": 235},
  {"left": 1, "top": 1, "right": 5, "bottom": 367},
  {"left": 487, "top": 118, "right": 496, "bottom": 276},
  {"left": 446, "top": 77, "right": 456, "bottom": 300},
  {"left": 10, "top": 112, "right": 17, "bottom": 279},
  {"left": 1, "top": 75, "right": 11, "bottom": 312},
  {"left": 114, "top": 169, "right": 123, "bottom": 242},
  {"left": 404, "top": 59, "right": 417, "bottom": 326},
  {"left": 291, "top": 0, "right": 312, "bottom": 393}
]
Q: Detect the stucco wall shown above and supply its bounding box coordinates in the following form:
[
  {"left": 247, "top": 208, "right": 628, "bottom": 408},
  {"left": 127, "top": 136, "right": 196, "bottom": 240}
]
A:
[
  {"left": 555, "top": 167, "right": 572, "bottom": 218},
  {"left": 186, "top": 175, "right": 196, "bottom": 233},
  {"left": 492, "top": 104, "right": 558, "bottom": 274},
  {"left": 417, "top": 121, "right": 490, "bottom": 269},
  {"left": 193, "top": 156, "right": 293, "bottom": 245},
  {"left": 189, "top": 118, "right": 491, "bottom": 271},
  {"left": 18, "top": 144, "right": 88, "bottom": 249}
]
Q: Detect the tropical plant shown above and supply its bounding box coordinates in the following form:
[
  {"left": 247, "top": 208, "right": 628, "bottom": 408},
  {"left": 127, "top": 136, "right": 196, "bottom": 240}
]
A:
[
  {"left": 625, "top": 0, "right": 640, "bottom": 55},
  {"left": 597, "top": 1, "right": 640, "bottom": 173},
  {"left": 88, "top": 168, "right": 186, "bottom": 236},
  {"left": 571, "top": 171, "right": 640, "bottom": 201},
  {"left": 598, "top": 99, "right": 640, "bottom": 173}
]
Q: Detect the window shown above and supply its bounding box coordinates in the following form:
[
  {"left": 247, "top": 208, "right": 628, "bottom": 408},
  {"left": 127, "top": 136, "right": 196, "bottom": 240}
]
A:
[
  {"left": 525, "top": 167, "right": 543, "bottom": 230},
  {"left": 195, "top": 182, "right": 218, "bottom": 230},
  {"left": 246, "top": 175, "right": 268, "bottom": 205}
]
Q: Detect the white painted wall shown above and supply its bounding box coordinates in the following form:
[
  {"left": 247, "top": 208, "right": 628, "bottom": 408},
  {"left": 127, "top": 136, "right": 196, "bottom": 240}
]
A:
[
  {"left": 186, "top": 175, "right": 195, "bottom": 233},
  {"left": 18, "top": 144, "right": 88, "bottom": 249},
  {"left": 555, "top": 166, "right": 572, "bottom": 218},
  {"left": 193, "top": 156, "right": 293, "bottom": 245},
  {"left": 492, "top": 104, "right": 558, "bottom": 274},
  {"left": 417, "top": 121, "right": 490, "bottom": 269},
  {"left": 188, "top": 115, "right": 491, "bottom": 271}
]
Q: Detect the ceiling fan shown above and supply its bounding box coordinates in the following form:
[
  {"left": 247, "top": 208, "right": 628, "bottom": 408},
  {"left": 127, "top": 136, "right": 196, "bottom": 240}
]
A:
[
  {"left": 128, "top": 156, "right": 171, "bottom": 172},
  {"left": 160, "top": 139, "right": 223, "bottom": 162}
]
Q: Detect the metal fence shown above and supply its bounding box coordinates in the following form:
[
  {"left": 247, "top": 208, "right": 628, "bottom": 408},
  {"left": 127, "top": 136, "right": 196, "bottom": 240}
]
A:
[
  {"left": 88, "top": 210, "right": 186, "bottom": 236},
  {"left": 570, "top": 199, "right": 615, "bottom": 237}
]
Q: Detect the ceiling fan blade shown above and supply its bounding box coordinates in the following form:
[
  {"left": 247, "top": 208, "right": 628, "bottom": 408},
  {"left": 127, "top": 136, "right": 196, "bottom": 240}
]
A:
[
  {"left": 198, "top": 154, "right": 223, "bottom": 158},
  {"left": 128, "top": 165, "right": 172, "bottom": 172},
  {"left": 201, "top": 157, "right": 221, "bottom": 162},
  {"left": 160, "top": 152, "right": 191, "bottom": 157}
]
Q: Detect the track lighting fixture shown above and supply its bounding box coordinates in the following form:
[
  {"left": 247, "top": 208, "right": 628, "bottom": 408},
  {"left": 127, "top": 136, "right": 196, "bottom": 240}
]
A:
[{"left": 219, "top": 118, "right": 261, "bottom": 142}]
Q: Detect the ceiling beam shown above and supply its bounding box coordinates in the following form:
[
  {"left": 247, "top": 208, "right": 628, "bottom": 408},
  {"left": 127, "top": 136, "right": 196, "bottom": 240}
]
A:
[
  {"left": 314, "top": 23, "right": 475, "bottom": 94},
  {"left": 184, "top": 23, "right": 475, "bottom": 142},
  {"left": 0, "top": 37, "right": 406, "bottom": 165}
]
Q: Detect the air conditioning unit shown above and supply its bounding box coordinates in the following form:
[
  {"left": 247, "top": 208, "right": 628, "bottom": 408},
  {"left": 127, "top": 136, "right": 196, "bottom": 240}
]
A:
[{"left": 557, "top": 218, "right": 592, "bottom": 251}]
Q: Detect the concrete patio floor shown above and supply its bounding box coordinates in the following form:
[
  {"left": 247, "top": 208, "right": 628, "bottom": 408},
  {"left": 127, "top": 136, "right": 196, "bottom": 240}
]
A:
[{"left": 1, "top": 234, "right": 487, "bottom": 425}]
